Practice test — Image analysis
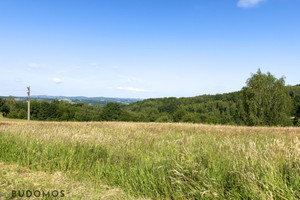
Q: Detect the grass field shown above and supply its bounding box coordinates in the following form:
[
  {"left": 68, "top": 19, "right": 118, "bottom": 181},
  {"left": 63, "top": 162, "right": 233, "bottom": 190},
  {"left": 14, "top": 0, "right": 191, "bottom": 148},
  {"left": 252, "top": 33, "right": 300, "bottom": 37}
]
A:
[{"left": 0, "top": 118, "right": 299, "bottom": 199}]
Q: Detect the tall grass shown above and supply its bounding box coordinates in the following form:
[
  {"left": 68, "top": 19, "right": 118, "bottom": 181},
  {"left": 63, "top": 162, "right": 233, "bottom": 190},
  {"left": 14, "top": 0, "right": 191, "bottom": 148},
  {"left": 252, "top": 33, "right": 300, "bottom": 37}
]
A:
[{"left": 0, "top": 121, "right": 299, "bottom": 199}]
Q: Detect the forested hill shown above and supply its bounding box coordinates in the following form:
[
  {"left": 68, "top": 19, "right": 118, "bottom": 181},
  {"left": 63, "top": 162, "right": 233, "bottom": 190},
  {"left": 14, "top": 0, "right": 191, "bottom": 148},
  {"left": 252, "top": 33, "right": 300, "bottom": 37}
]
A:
[
  {"left": 0, "top": 74, "right": 299, "bottom": 126},
  {"left": 124, "top": 85, "right": 300, "bottom": 125},
  {"left": 125, "top": 91, "right": 244, "bottom": 123}
]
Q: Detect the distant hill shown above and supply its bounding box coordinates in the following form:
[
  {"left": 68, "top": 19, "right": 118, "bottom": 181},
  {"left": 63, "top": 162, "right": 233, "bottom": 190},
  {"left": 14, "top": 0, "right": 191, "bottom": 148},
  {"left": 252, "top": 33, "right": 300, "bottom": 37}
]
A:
[
  {"left": 1, "top": 85, "right": 299, "bottom": 125},
  {"left": 123, "top": 84, "right": 300, "bottom": 124},
  {"left": 0, "top": 95, "right": 142, "bottom": 106}
]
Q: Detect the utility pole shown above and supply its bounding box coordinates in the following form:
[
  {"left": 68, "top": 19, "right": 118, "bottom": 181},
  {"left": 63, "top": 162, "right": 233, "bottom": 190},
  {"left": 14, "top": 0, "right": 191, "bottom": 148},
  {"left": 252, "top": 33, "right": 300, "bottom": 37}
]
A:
[{"left": 27, "top": 86, "right": 30, "bottom": 121}]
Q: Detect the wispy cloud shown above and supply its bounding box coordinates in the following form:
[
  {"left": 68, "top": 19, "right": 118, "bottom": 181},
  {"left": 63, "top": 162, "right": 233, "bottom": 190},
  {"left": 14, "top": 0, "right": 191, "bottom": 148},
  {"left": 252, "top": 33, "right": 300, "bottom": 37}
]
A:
[
  {"left": 28, "top": 63, "right": 39, "bottom": 68},
  {"left": 90, "top": 62, "right": 104, "bottom": 70},
  {"left": 53, "top": 77, "right": 62, "bottom": 84},
  {"left": 117, "top": 86, "right": 147, "bottom": 92},
  {"left": 237, "top": 0, "right": 265, "bottom": 8},
  {"left": 112, "top": 65, "right": 119, "bottom": 69}
]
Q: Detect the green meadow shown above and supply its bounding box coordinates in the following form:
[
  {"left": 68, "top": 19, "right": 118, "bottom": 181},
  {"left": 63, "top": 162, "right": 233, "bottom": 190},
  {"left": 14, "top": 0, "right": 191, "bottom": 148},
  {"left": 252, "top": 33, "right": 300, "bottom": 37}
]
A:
[{"left": 0, "top": 119, "right": 299, "bottom": 199}]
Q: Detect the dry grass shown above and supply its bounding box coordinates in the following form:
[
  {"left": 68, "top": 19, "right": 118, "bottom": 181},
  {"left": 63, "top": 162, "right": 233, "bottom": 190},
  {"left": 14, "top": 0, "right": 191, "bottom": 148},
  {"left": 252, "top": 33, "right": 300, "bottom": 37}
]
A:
[{"left": 0, "top": 161, "right": 131, "bottom": 200}]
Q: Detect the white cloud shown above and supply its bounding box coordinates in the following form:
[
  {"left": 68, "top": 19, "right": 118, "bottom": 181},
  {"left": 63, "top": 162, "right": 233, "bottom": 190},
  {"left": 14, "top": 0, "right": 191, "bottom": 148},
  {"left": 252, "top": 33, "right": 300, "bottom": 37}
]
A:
[
  {"left": 117, "top": 75, "right": 144, "bottom": 83},
  {"left": 28, "top": 63, "right": 39, "bottom": 68},
  {"left": 53, "top": 77, "right": 62, "bottom": 84},
  {"left": 112, "top": 65, "right": 119, "bottom": 69},
  {"left": 90, "top": 62, "right": 104, "bottom": 70},
  {"left": 117, "top": 86, "right": 147, "bottom": 92},
  {"left": 237, "top": 0, "right": 265, "bottom": 8}
]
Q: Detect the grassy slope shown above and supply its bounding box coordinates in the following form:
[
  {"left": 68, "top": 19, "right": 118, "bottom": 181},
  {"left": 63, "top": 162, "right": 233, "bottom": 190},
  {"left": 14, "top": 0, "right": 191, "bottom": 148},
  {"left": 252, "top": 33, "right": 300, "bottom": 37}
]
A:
[{"left": 0, "top": 119, "right": 299, "bottom": 199}]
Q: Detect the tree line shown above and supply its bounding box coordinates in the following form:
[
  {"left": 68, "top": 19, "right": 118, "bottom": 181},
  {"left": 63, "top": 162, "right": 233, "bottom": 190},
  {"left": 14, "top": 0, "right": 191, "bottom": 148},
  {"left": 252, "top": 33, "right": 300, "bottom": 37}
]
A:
[{"left": 1, "top": 70, "right": 300, "bottom": 126}]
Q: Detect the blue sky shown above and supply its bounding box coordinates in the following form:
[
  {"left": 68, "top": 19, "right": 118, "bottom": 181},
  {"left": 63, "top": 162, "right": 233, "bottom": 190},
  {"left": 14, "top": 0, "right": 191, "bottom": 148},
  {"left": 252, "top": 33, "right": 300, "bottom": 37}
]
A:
[{"left": 0, "top": 0, "right": 299, "bottom": 98}]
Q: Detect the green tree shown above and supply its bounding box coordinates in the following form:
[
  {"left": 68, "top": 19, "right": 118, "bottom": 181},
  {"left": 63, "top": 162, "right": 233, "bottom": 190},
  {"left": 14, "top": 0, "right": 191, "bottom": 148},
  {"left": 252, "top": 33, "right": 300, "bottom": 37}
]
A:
[
  {"left": 242, "top": 69, "right": 292, "bottom": 126},
  {"left": 18, "top": 109, "right": 27, "bottom": 119},
  {"left": 100, "top": 102, "right": 121, "bottom": 121},
  {"left": 119, "top": 110, "right": 136, "bottom": 121},
  {"left": 173, "top": 106, "right": 186, "bottom": 122},
  {"left": 155, "top": 112, "right": 172, "bottom": 122},
  {"left": 141, "top": 107, "right": 159, "bottom": 122},
  {"left": 182, "top": 113, "right": 200, "bottom": 123},
  {"left": 38, "top": 100, "right": 57, "bottom": 120},
  {"left": 294, "top": 96, "right": 300, "bottom": 125},
  {"left": 0, "top": 98, "right": 4, "bottom": 110},
  {"left": 74, "top": 104, "right": 92, "bottom": 121},
  {"left": 5, "top": 96, "right": 17, "bottom": 113},
  {"left": 30, "top": 100, "right": 40, "bottom": 120},
  {"left": 0, "top": 98, "right": 9, "bottom": 116},
  {"left": 38, "top": 101, "right": 50, "bottom": 120}
]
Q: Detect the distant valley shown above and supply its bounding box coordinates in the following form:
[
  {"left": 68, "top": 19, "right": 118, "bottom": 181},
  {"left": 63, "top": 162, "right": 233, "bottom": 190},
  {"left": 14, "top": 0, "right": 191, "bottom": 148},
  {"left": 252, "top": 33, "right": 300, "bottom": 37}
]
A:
[{"left": 0, "top": 95, "right": 142, "bottom": 106}]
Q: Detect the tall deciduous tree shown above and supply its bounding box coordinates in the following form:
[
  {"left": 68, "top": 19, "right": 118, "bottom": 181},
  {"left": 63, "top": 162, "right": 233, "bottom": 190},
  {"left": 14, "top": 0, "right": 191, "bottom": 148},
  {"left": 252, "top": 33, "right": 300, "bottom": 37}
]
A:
[{"left": 242, "top": 69, "right": 292, "bottom": 126}]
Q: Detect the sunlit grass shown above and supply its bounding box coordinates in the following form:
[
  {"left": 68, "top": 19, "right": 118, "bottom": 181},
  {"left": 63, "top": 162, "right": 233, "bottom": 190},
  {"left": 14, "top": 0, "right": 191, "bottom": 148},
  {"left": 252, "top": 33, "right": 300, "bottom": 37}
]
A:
[{"left": 0, "top": 119, "right": 299, "bottom": 199}]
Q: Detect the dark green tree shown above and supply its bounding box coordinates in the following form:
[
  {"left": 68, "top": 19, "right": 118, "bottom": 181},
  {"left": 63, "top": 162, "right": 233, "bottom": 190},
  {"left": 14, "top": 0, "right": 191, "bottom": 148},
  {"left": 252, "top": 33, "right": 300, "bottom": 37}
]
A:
[
  {"left": 182, "top": 113, "right": 200, "bottom": 123},
  {"left": 119, "top": 110, "right": 136, "bottom": 121},
  {"left": 100, "top": 102, "right": 121, "bottom": 121},
  {"left": 74, "top": 104, "right": 92, "bottom": 121},
  {"left": 294, "top": 96, "right": 300, "bottom": 125},
  {"left": 38, "top": 100, "right": 57, "bottom": 120},
  {"left": 5, "top": 96, "right": 17, "bottom": 113},
  {"left": 155, "top": 112, "right": 172, "bottom": 122},
  {"left": 0, "top": 98, "right": 9, "bottom": 116},
  {"left": 173, "top": 106, "right": 186, "bottom": 122},
  {"left": 18, "top": 109, "right": 27, "bottom": 119},
  {"left": 30, "top": 100, "right": 40, "bottom": 120},
  {"left": 242, "top": 69, "right": 292, "bottom": 126}
]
